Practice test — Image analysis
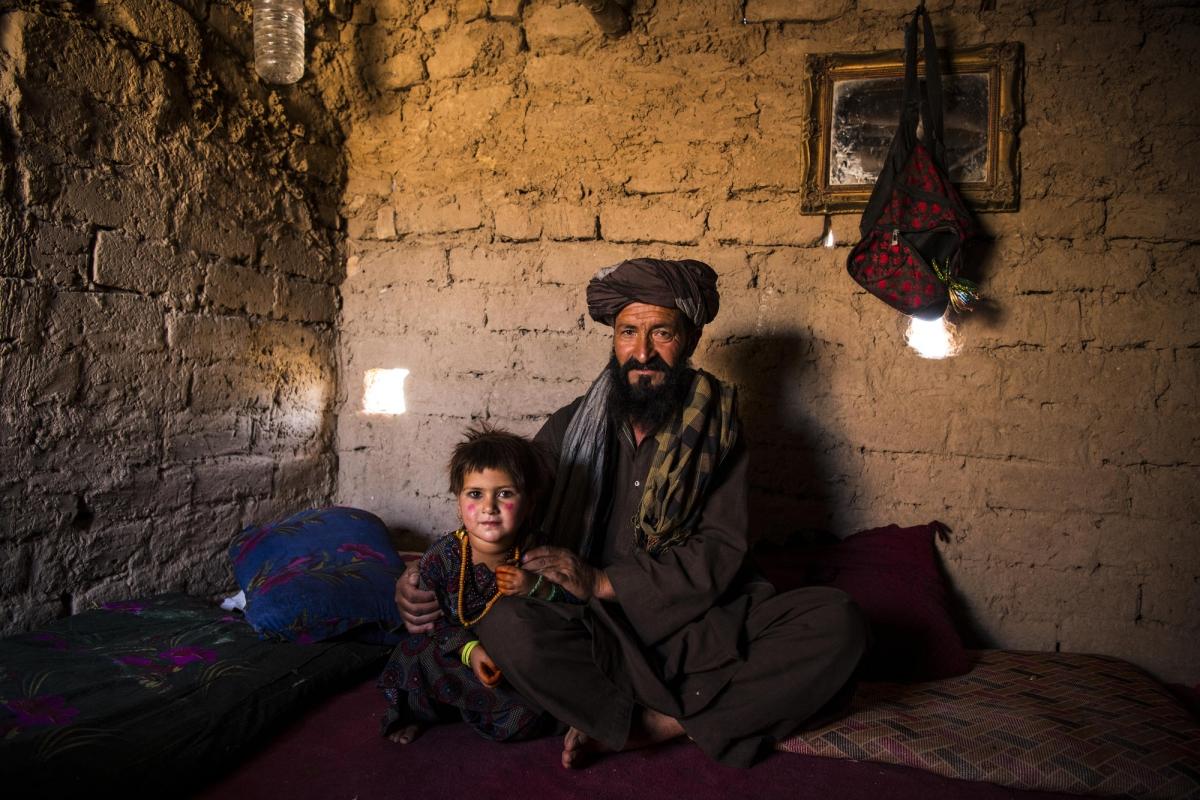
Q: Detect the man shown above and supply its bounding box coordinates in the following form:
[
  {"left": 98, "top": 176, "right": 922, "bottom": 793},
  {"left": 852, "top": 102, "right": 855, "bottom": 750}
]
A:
[{"left": 396, "top": 257, "right": 867, "bottom": 768}]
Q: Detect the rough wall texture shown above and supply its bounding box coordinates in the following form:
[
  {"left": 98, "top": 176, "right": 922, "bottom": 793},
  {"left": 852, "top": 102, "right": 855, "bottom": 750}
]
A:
[
  {"left": 0, "top": 0, "right": 346, "bottom": 630},
  {"left": 333, "top": 0, "right": 1198, "bottom": 683}
]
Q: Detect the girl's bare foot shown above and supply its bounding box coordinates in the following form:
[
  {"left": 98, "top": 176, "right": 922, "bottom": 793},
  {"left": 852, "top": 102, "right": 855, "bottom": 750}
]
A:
[
  {"left": 387, "top": 722, "right": 423, "bottom": 745},
  {"left": 561, "top": 709, "right": 684, "bottom": 769}
]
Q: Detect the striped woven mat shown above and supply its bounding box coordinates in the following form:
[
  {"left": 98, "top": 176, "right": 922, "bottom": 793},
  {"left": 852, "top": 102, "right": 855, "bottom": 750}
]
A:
[{"left": 777, "top": 650, "right": 1200, "bottom": 798}]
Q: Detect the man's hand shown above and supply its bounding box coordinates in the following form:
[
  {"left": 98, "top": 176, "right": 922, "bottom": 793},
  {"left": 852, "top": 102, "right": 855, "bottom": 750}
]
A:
[
  {"left": 494, "top": 564, "right": 536, "bottom": 596},
  {"left": 395, "top": 561, "right": 440, "bottom": 634},
  {"left": 469, "top": 643, "right": 503, "bottom": 687},
  {"left": 521, "top": 546, "right": 614, "bottom": 601}
]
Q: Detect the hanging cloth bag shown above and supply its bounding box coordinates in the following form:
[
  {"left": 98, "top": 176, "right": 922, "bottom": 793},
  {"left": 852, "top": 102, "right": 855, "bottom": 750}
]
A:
[{"left": 846, "top": 4, "right": 979, "bottom": 319}]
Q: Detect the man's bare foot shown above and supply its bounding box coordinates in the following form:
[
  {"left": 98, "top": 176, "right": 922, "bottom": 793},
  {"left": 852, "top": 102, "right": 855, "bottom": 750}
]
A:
[
  {"left": 562, "top": 726, "right": 608, "bottom": 768},
  {"left": 636, "top": 708, "right": 685, "bottom": 746},
  {"left": 387, "top": 722, "right": 423, "bottom": 745},
  {"left": 560, "top": 709, "right": 684, "bottom": 769}
]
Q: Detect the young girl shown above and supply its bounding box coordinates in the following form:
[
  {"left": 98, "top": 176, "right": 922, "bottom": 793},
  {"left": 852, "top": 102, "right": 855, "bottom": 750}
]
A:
[{"left": 378, "top": 425, "right": 575, "bottom": 744}]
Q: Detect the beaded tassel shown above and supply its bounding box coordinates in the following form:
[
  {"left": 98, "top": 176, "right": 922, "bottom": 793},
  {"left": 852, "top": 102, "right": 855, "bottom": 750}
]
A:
[{"left": 931, "top": 258, "right": 981, "bottom": 312}]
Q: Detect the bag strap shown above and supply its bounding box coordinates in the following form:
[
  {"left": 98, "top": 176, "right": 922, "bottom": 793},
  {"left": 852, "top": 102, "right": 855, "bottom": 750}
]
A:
[
  {"left": 855, "top": 3, "right": 948, "bottom": 236},
  {"left": 903, "top": 4, "right": 947, "bottom": 163},
  {"left": 919, "top": 6, "right": 946, "bottom": 159}
]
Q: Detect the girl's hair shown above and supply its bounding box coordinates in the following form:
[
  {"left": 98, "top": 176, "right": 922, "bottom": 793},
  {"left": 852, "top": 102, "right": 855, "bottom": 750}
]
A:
[{"left": 447, "top": 424, "right": 550, "bottom": 506}]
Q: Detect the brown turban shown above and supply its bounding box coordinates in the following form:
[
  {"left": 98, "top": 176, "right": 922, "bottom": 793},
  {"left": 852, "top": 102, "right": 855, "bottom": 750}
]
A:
[{"left": 586, "top": 258, "right": 720, "bottom": 328}]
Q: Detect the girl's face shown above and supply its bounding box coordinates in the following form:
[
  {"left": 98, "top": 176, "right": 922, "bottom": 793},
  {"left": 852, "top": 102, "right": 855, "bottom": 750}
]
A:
[{"left": 457, "top": 468, "right": 528, "bottom": 556}]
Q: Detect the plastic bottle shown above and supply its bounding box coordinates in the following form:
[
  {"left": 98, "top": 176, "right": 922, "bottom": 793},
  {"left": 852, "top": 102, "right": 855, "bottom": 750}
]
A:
[{"left": 253, "top": 0, "right": 305, "bottom": 85}]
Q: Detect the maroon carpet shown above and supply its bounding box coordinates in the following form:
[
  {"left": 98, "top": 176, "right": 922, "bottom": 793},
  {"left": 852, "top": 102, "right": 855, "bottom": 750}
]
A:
[{"left": 193, "top": 678, "right": 1086, "bottom": 800}]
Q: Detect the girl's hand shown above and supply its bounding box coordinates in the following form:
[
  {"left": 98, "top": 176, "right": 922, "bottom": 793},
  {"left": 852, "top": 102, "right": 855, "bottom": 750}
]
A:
[
  {"left": 469, "top": 643, "right": 503, "bottom": 687},
  {"left": 494, "top": 564, "right": 536, "bottom": 596}
]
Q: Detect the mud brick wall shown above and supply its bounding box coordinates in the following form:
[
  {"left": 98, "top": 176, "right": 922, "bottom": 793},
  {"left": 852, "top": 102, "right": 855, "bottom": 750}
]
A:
[
  {"left": 0, "top": 0, "right": 346, "bottom": 629},
  {"left": 333, "top": 0, "right": 1198, "bottom": 683}
]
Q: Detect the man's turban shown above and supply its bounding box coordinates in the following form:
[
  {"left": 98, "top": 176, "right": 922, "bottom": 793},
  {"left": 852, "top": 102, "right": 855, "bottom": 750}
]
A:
[{"left": 586, "top": 258, "right": 720, "bottom": 328}]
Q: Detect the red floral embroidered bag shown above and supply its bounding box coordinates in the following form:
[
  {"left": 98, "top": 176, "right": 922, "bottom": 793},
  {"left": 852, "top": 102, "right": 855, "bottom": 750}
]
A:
[{"left": 847, "top": 5, "right": 978, "bottom": 319}]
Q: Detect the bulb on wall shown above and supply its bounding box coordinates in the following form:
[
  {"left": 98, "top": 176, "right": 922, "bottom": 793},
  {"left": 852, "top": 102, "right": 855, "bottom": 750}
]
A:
[
  {"left": 363, "top": 369, "right": 410, "bottom": 415},
  {"left": 905, "top": 314, "right": 961, "bottom": 359},
  {"left": 254, "top": 0, "right": 305, "bottom": 85}
]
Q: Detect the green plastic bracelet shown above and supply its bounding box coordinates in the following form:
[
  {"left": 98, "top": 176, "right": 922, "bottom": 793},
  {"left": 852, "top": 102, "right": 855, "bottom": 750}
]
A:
[{"left": 461, "top": 639, "right": 480, "bottom": 667}]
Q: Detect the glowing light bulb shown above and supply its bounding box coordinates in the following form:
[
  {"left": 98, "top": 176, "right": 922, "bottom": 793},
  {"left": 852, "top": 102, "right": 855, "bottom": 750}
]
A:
[
  {"left": 363, "top": 368, "right": 410, "bottom": 414},
  {"left": 823, "top": 226, "right": 836, "bottom": 248},
  {"left": 905, "top": 315, "right": 960, "bottom": 359}
]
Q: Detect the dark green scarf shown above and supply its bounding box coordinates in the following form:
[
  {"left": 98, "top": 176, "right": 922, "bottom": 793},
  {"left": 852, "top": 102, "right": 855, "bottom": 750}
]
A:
[{"left": 635, "top": 370, "right": 739, "bottom": 554}]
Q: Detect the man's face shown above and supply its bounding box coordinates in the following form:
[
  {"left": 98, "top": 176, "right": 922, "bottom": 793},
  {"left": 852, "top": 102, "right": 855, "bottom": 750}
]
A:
[{"left": 612, "top": 302, "right": 692, "bottom": 390}]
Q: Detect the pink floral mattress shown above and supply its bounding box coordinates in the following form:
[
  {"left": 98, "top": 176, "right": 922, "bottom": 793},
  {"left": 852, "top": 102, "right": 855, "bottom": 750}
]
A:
[{"left": 779, "top": 649, "right": 1200, "bottom": 798}]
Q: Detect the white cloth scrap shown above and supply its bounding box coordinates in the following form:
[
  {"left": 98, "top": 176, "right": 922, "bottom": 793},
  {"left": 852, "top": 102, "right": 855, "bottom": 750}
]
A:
[{"left": 220, "top": 590, "right": 246, "bottom": 612}]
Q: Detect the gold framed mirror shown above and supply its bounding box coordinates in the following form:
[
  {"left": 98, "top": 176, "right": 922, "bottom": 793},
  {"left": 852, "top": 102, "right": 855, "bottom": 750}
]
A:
[{"left": 799, "top": 42, "right": 1023, "bottom": 214}]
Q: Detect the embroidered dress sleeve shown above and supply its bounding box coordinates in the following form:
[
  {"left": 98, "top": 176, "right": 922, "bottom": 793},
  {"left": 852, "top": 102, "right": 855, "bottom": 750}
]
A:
[
  {"left": 604, "top": 439, "right": 751, "bottom": 645},
  {"left": 430, "top": 618, "right": 476, "bottom": 658},
  {"left": 419, "top": 534, "right": 477, "bottom": 657}
]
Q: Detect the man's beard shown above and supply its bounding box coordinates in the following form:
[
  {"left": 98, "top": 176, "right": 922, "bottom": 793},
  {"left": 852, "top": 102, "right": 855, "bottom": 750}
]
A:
[{"left": 606, "top": 353, "right": 691, "bottom": 431}]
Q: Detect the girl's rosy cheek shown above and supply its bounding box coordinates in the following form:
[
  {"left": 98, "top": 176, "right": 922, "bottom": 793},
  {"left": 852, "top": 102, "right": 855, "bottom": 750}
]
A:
[
  {"left": 502, "top": 502, "right": 514, "bottom": 512},
  {"left": 465, "top": 503, "right": 476, "bottom": 514}
]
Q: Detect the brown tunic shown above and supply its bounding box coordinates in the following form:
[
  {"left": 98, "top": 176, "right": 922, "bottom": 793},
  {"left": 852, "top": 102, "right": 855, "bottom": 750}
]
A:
[
  {"left": 555, "top": 396, "right": 763, "bottom": 713},
  {"left": 476, "top": 394, "right": 868, "bottom": 767}
]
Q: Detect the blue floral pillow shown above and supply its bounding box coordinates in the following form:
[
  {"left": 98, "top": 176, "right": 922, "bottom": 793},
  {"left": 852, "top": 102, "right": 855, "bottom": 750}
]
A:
[{"left": 229, "top": 507, "right": 405, "bottom": 643}]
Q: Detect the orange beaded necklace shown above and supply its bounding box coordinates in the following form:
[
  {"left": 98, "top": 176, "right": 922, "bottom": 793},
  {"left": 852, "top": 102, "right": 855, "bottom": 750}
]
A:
[{"left": 454, "top": 529, "right": 519, "bottom": 627}]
